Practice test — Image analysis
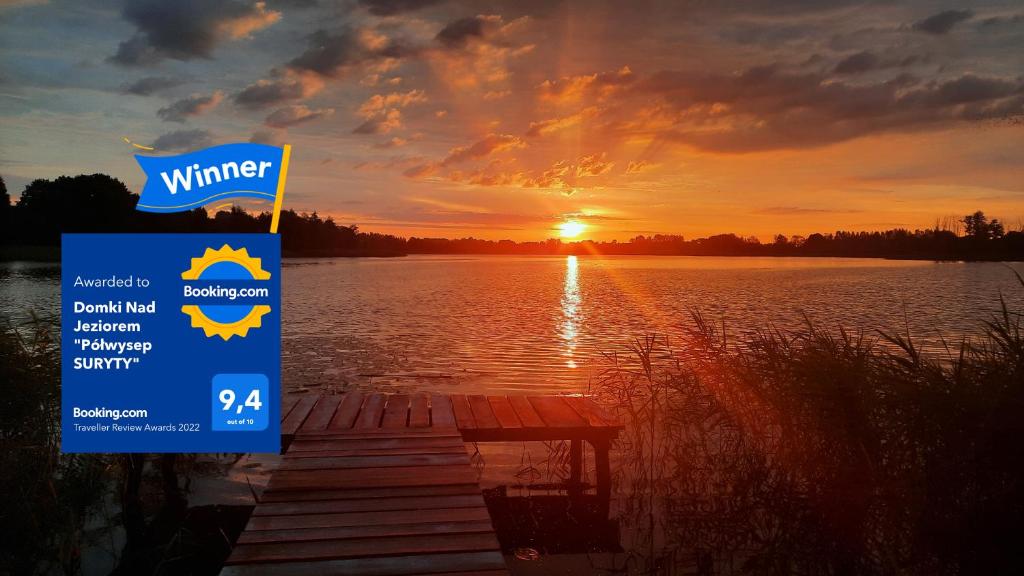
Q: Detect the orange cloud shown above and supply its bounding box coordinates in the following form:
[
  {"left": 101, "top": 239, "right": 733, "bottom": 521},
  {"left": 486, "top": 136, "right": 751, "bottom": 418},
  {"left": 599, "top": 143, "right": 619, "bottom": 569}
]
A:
[
  {"left": 525, "top": 106, "right": 599, "bottom": 137},
  {"left": 218, "top": 2, "right": 281, "bottom": 39},
  {"left": 441, "top": 133, "right": 525, "bottom": 166},
  {"left": 522, "top": 160, "right": 571, "bottom": 189},
  {"left": 538, "top": 66, "right": 635, "bottom": 104},
  {"left": 409, "top": 151, "right": 616, "bottom": 193},
  {"left": 374, "top": 136, "right": 409, "bottom": 149},
  {"left": 449, "top": 163, "right": 525, "bottom": 187},
  {"left": 427, "top": 15, "right": 533, "bottom": 91},
  {"left": 403, "top": 162, "right": 438, "bottom": 178},
  {"left": 357, "top": 89, "right": 427, "bottom": 118},
  {"left": 483, "top": 89, "right": 511, "bottom": 101},
  {"left": 354, "top": 108, "right": 403, "bottom": 134},
  {"left": 625, "top": 160, "right": 660, "bottom": 174},
  {"left": 576, "top": 153, "right": 614, "bottom": 177}
]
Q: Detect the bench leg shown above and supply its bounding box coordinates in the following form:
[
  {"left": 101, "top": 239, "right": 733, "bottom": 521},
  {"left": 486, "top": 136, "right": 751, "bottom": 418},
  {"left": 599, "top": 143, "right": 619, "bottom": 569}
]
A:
[
  {"left": 590, "top": 438, "right": 611, "bottom": 518},
  {"left": 568, "top": 439, "right": 583, "bottom": 497}
]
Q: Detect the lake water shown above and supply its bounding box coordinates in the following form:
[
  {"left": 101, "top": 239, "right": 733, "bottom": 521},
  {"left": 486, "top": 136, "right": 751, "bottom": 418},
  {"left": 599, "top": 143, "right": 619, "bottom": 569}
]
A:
[
  {"left": 5, "top": 255, "right": 1024, "bottom": 573},
  {"left": 277, "top": 255, "right": 1024, "bottom": 395},
  {"left": 3, "top": 255, "right": 1024, "bottom": 395}
]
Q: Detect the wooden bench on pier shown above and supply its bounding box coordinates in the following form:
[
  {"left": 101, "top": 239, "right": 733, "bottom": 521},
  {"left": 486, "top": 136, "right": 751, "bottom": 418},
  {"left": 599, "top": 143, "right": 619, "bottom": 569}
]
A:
[{"left": 221, "top": 393, "right": 622, "bottom": 575}]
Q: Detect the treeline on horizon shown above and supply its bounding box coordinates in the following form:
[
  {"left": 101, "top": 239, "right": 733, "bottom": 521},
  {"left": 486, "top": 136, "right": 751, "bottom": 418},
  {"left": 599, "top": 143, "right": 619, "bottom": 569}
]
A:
[{"left": 2, "top": 173, "right": 1022, "bottom": 261}]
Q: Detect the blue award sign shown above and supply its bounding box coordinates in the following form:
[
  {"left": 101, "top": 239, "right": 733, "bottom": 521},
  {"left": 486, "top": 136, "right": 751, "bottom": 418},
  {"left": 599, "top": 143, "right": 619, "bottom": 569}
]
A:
[{"left": 61, "top": 233, "right": 281, "bottom": 453}]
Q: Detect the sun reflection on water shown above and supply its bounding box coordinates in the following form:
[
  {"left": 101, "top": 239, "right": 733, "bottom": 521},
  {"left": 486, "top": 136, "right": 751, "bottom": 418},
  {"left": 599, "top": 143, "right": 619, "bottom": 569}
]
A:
[{"left": 561, "top": 255, "right": 581, "bottom": 368}]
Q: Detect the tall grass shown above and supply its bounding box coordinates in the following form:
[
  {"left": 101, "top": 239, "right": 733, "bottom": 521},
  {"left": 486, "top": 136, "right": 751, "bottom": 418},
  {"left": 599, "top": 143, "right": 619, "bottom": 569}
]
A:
[
  {"left": 0, "top": 316, "right": 108, "bottom": 574},
  {"left": 594, "top": 275, "right": 1024, "bottom": 575}
]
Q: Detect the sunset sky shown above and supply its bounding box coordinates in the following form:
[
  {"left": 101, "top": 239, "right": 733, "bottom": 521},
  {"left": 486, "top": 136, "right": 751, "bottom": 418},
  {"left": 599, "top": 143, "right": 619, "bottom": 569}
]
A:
[{"left": 1, "top": 0, "right": 1022, "bottom": 240}]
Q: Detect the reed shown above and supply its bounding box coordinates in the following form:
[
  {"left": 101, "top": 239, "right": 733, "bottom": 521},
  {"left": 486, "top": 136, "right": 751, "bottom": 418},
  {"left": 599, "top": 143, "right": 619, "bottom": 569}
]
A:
[
  {"left": 0, "top": 316, "right": 108, "bottom": 574},
  {"left": 593, "top": 272, "right": 1024, "bottom": 574}
]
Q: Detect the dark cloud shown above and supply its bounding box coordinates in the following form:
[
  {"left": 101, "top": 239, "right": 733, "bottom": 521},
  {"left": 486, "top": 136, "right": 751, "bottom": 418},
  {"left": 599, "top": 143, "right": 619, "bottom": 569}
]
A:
[
  {"left": 978, "top": 13, "right": 1024, "bottom": 29},
  {"left": 250, "top": 130, "right": 285, "bottom": 146},
  {"left": 667, "top": 0, "right": 876, "bottom": 16},
  {"left": 157, "top": 91, "right": 224, "bottom": 122},
  {"left": 723, "top": 21, "right": 815, "bottom": 46},
  {"left": 286, "top": 28, "right": 412, "bottom": 77},
  {"left": 833, "top": 51, "right": 925, "bottom": 75},
  {"left": 120, "top": 76, "right": 186, "bottom": 96},
  {"left": 110, "top": 0, "right": 279, "bottom": 66},
  {"left": 923, "top": 74, "right": 1021, "bottom": 106},
  {"left": 235, "top": 27, "right": 413, "bottom": 109},
  {"left": 435, "top": 15, "right": 500, "bottom": 48},
  {"left": 111, "top": 35, "right": 160, "bottom": 67},
  {"left": 358, "top": 0, "right": 444, "bottom": 16},
  {"left": 912, "top": 9, "right": 973, "bottom": 35},
  {"left": 288, "top": 29, "right": 362, "bottom": 76},
  {"left": 264, "top": 104, "right": 334, "bottom": 128},
  {"left": 265, "top": 0, "right": 318, "bottom": 8},
  {"left": 234, "top": 71, "right": 322, "bottom": 108},
  {"left": 151, "top": 129, "right": 213, "bottom": 151},
  {"left": 632, "top": 66, "right": 1024, "bottom": 152},
  {"left": 833, "top": 51, "right": 879, "bottom": 75}
]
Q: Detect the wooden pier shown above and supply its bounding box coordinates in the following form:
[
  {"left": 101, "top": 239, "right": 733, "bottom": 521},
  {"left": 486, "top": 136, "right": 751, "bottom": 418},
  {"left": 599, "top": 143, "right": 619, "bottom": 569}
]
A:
[{"left": 221, "top": 393, "right": 622, "bottom": 575}]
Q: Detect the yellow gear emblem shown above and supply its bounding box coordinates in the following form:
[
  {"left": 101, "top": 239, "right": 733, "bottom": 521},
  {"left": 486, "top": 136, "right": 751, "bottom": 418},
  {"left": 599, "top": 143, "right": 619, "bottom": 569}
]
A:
[{"left": 181, "top": 245, "right": 272, "bottom": 340}]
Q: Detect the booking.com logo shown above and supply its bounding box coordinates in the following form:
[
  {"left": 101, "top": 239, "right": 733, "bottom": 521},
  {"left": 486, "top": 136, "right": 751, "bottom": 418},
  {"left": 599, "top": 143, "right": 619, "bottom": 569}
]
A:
[{"left": 180, "top": 245, "right": 272, "bottom": 340}]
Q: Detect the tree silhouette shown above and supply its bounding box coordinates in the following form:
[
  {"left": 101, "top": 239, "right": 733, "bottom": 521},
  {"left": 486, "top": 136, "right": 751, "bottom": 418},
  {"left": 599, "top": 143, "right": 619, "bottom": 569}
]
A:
[
  {"left": 16, "top": 174, "right": 136, "bottom": 245},
  {"left": 2, "top": 173, "right": 1022, "bottom": 261},
  {"left": 962, "top": 211, "right": 1005, "bottom": 240},
  {"left": 0, "top": 175, "right": 8, "bottom": 242},
  {"left": 2, "top": 174, "right": 405, "bottom": 257}
]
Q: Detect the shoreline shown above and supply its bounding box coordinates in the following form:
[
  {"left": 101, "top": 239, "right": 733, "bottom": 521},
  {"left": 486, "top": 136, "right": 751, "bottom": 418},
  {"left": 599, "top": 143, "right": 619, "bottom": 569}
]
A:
[{"left": 3, "top": 245, "right": 1022, "bottom": 264}]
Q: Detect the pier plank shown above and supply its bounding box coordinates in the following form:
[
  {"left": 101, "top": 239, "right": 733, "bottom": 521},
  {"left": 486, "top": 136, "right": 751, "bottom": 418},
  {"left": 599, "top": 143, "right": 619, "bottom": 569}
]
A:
[
  {"left": 280, "top": 395, "right": 299, "bottom": 422},
  {"left": 563, "top": 396, "right": 613, "bottom": 428},
  {"left": 382, "top": 394, "right": 410, "bottom": 428},
  {"left": 354, "top": 393, "right": 386, "bottom": 429},
  {"left": 527, "top": 396, "right": 587, "bottom": 428},
  {"left": 244, "top": 506, "right": 493, "bottom": 531},
  {"left": 487, "top": 396, "right": 522, "bottom": 429},
  {"left": 228, "top": 532, "right": 501, "bottom": 564},
  {"left": 508, "top": 396, "right": 545, "bottom": 428},
  {"left": 293, "top": 429, "right": 462, "bottom": 440},
  {"left": 222, "top": 551, "right": 507, "bottom": 575},
  {"left": 282, "top": 445, "right": 467, "bottom": 459},
  {"left": 409, "top": 395, "right": 430, "bottom": 427},
  {"left": 302, "top": 395, "right": 342, "bottom": 431},
  {"left": 268, "top": 465, "right": 479, "bottom": 492},
  {"left": 258, "top": 484, "right": 483, "bottom": 503},
  {"left": 281, "top": 395, "right": 318, "bottom": 436},
  {"left": 328, "top": 392, "right": 363, "bottom": 430},
  {"left": 237, "top": 393, "right": 621, "bottom": 575},
  {"left": 450, "top": 394, "right": 475, "bottom": 429},
  {"left": 236, "top": 520, "right": 497, "bottom": 545},
  {"left": 252, "top": 494, "right": 485, "bottom": 517},
  {"left": 227, "top": 423, "right": 506, "bottom": 574},
  {"left": 278, "top": 452, "right": 470, "bottom": 472},
  {"left": 430, "top": 394, "right": 456, "bottom": 427},
  {"left": 288, "top": 436, "right": 463, "bottom": 452},
  {"left": 468, "top": 395, "right": 500, "bottom": 429}
]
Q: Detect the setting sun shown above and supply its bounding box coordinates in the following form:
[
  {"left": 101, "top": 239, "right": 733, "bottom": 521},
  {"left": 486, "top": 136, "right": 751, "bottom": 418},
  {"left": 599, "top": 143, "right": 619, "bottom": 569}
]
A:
[{"left": 559, "top": 220, "right": 586, "bottom": 238}]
